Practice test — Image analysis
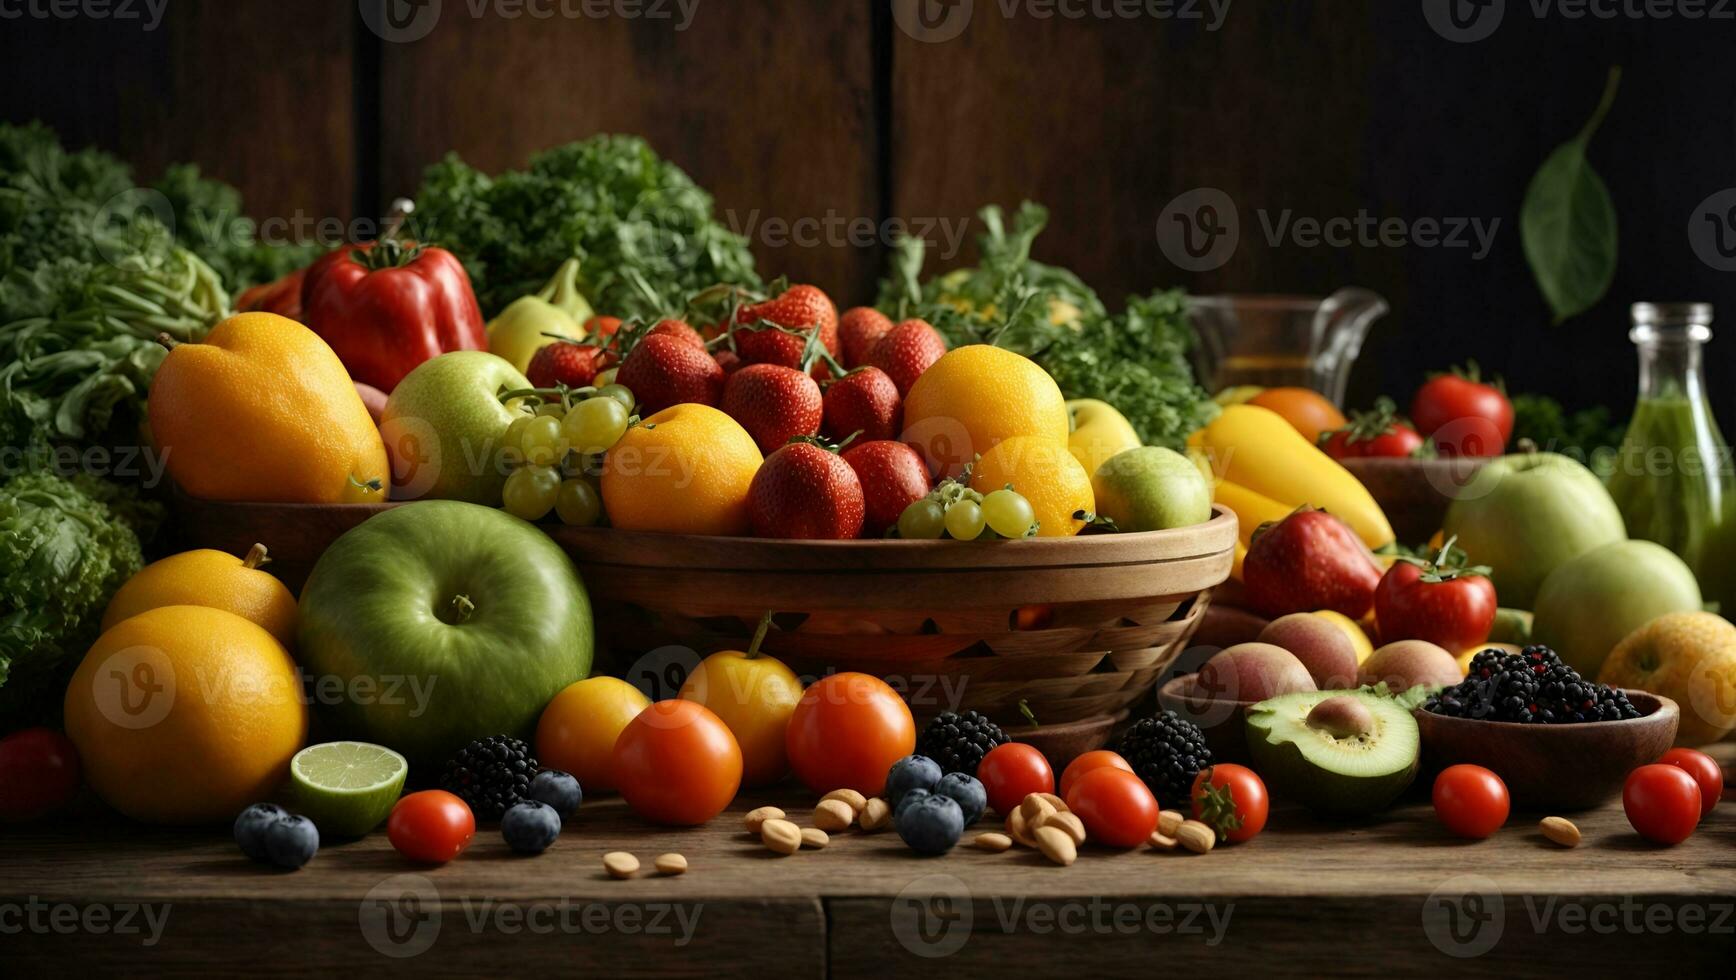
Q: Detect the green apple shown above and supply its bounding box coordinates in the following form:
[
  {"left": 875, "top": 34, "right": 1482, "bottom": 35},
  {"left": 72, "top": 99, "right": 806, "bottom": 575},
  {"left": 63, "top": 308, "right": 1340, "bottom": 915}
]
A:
[
  {"left": 1442, "top": 451, "right": 1626, "bottom": 609},
  {"left": 297, "top": 501, "right": 593, "bottom": 765},
  {"left": 1090, "top": 446, "right": 1213, "bottom": 532},
  {"left": 1532, "top": 539, "right": 1702, "bottom": 678},
  {"left": 380, "top": 351, "right": 531, "bottom": 504}
]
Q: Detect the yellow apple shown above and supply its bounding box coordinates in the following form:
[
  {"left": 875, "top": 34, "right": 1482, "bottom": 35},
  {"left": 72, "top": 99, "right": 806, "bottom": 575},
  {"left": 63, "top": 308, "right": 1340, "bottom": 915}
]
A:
[{"left": 1065, "top": 398, "right": 1142, "bottom": 477}]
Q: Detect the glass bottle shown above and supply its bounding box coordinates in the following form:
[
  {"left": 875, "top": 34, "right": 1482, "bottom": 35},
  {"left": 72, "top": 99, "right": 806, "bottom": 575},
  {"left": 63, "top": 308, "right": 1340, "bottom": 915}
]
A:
[{"left": 1605, "top": 303, "right": 1732, "bottom": 587}]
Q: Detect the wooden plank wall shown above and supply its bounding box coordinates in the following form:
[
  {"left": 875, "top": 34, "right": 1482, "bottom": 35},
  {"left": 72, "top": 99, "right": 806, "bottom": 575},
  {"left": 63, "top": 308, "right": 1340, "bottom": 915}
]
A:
[{"left": 3, "top": 0, "right": 1734, "bottom": 419}]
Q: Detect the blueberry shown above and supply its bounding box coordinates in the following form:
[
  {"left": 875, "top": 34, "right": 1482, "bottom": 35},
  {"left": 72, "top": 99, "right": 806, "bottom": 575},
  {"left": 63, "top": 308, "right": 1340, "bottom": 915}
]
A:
[
  {"left": 895, "top": 787, "right": 932, "bottom": 819},
  {"left": 528, "top": 770, "right": 583, "bottom": 817},
  {"left": 895, "top": 793, "right": 965, "bottom": 855},
  {"left": 501, "top": 800, "right": 562, "bottom": 854},
  {"left": 935, "top": 772, "right": 986, "bottom": 826},
  {"left": 261, "top": 814, "right": 319, "bottom": 870},
  {"left": 884, "top": 754, "right": 943, "bottom": 808},
  {"left": 233, "top": 803, "right": 290, "bottom": 862}
]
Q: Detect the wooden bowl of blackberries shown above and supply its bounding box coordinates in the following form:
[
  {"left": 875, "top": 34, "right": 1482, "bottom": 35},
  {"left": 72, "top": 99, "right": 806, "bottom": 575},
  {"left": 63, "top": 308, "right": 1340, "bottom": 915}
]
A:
[{"left": 1414, "top": 645, "right": 1680, "bottom": 810}]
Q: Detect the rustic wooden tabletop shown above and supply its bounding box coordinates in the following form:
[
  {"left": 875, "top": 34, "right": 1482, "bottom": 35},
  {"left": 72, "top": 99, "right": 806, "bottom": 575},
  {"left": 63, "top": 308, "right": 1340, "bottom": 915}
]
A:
[{"left": 6, "top": 750, "right": 1736, "bottom": 979}]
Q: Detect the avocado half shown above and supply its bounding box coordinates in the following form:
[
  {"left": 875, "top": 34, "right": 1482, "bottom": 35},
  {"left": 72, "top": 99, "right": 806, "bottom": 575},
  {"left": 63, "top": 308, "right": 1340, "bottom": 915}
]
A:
[{"left": 1244, "top": 690, "right": 1420, "bottom": 817}]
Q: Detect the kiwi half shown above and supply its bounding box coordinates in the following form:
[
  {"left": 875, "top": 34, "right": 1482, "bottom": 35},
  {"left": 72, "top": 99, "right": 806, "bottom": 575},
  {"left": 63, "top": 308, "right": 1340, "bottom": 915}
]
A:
[{"left": 1244, "top": 690, "right": 1420, "bottom": 816}]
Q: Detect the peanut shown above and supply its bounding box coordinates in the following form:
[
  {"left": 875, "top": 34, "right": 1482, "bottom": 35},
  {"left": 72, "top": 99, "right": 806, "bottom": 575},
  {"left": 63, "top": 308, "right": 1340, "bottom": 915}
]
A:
[
  {"left": 821, "top": 788, "right": 868, "bottom": 815},
  {"left": 1148, "top": 829, "right": 1178, "bottom": 851},
  {"left": 972, "top": 832, "right": 1013, "bottom": 852},
  {"left": 859, "top": 797, "right": 892, "bottom": 832},
  {"left": 1176, "top": 820, "right": 1215, "bottom": 854},
  {"left": 1540, "top": 816, "right": 1581, "bottom": 848},
  {"left": 800, "top": 827, "right": 830, "bottom": 849},
  {"left": 814, "top": 799, "right": 855, "bottom": 832},
  {"left": 1037, "top": 810, "right": 1087, "bottom": 846},
  {"left": 745, "top": 806, "right": 785, "bottom": 834},
  {"left": 1034, "top": 825, "right": 1078, "bottom": 866},
  {"left": 761, "top": 818, "right": 803, "bottom": 855},
  {"left": 1158, "top": 809, "right": 1185, "bottom": 837},
  {"left": 603, "top": 852, "right": 640, "bottom": 879},
  {"left": 1036, "top": 792, "right": 1069, "bottom": 813},
  {"left": 653, "top": 853, "right": 687, "bottom": 875},
  {"left": 1020, "top": 793, "right": 1057, "bottom": 825},
  {"left": 1005, "top": 808, "right": 1037, "bottom": 848}
]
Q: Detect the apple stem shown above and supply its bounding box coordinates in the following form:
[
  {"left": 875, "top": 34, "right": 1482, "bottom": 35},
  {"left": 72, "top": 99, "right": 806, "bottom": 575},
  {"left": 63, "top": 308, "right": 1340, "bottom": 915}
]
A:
[
  {"left": 242, "top": 543, "right": 270, "bottom": 570},
  {"left": 746, "top": 610, "right": 774, "bottom": 659},
  {"left": 450, "top": 594, "right": 475, "bottom": 624}
]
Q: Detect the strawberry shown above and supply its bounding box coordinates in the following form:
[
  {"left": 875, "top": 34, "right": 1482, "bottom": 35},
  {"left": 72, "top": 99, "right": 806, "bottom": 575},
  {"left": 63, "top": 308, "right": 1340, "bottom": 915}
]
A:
[
  {"left": 822, "top": 367, "right": 902, "bottom": 443},
  {"left": 749, "top": 441, "right": 865, "bottom": 539},
  {"left": 526, "top": 340, "right": 604, "bottom": 389},
  {"left": 838, "top": 306, "right": 893, "bottom": 368},
  {"left": 1242, "top": 507, "right": 1385, "bottom": 619},
  {"left": 842, "top": 440, "right": 931, "bottom": 538},
  {"left": 868, "top": 318, "right": 946, "bottom": 396},
  {"left": 616, "top": 332, "right": 725, "bottom": 414},
  {"left": 714, "top": 348, "right": 743, "bottom": 375},
  {"left": 649, "top": 318, "right": 706, "bottom": 349},
  {"left": 721, "top": 363, "right": 822, "bottom": 453},
  {"left": 734, "top": 284, "right": 840, "bottom": 378}
]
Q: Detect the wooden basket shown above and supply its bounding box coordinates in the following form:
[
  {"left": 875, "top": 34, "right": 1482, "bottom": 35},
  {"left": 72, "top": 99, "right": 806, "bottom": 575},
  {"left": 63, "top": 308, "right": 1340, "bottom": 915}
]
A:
[{"left": 173, "top": 496, "right": 1237, "bottom": 762}]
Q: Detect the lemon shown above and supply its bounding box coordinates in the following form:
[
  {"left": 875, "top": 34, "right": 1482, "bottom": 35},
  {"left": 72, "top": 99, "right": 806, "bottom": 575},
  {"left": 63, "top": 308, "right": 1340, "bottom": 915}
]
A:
[
  {"left": 290, "top": 741, "right": 408, "bottom": 837},
  {"left": 969, "top": 435, "right": 1094, "bottom": 537},
  {"left": 903, "top": 345, "right": 1068, "bottom": 477}
]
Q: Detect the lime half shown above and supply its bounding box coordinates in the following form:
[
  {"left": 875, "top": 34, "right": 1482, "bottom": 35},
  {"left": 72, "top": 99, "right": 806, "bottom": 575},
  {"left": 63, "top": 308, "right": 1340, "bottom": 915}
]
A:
[{"left": 290, "top": 741, "right": 408, "bottom": 838}]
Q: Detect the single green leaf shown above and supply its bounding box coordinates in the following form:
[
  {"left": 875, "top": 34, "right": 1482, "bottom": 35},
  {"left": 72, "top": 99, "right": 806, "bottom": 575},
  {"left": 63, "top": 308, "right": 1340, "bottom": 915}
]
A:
[{"left": 1521, "top": 67, "right": 1622, "bottom": 325}]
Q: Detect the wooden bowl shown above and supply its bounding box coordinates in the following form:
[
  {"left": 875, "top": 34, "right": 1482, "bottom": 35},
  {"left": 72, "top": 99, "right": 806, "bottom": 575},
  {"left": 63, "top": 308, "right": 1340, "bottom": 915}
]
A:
[
  {"left": 1154, "top": 672, "right": 1261, "bottom": 764},
  {"left": 172, "top": 494, "right": 1237, "bottom": 765},
  {"left": 1339, "top": 456, "right": 1488, "bottom": 545},
  {"left": 1413, "top": 692, "right": 1680, "bottom": 810}
]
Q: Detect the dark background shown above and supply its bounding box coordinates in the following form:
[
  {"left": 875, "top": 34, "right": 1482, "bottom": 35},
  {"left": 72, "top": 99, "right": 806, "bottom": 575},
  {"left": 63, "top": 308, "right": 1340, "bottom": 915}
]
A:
[{"left": 2, "top": 0, "right": 1732, "bottom": 420}]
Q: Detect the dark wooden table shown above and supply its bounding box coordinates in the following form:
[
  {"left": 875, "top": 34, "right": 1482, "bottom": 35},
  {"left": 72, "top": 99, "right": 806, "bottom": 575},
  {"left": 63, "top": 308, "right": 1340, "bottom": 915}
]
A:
[{"left": 7, "top": 751, "right": 1736, "bottom": 979}]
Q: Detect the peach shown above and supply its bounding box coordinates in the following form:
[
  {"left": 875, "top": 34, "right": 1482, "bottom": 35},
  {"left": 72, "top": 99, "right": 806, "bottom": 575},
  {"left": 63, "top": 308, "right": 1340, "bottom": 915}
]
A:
[
  {"left": 1259, "top": 613, "right": 1360, "bottom": 690},
  {"left": 1195, "top": 643, "right": 1317, "bottom": 703},
  {"left": 1357, "top": 640, "right": 1462, "bottom": 690}
]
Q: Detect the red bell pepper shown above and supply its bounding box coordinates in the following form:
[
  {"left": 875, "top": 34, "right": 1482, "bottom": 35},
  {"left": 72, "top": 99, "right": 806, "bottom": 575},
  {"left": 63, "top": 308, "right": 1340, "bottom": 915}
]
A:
[
  {"left": 235, "top": 267, "right": 306, "bottom": 320},
  {"left": 299, "top": 240, "right": 486, "bottom": 391}
]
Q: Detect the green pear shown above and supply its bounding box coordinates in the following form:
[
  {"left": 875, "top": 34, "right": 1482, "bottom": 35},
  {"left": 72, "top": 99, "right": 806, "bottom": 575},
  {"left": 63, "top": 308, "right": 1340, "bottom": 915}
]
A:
[
  {"left": 1532, "top": 539, "right": 1702, "bottom": 677},
  {"left": 1090, "top": 446, "right": 1213, "bottom": 532},
  {"left": 1442, "top": 451, "right": 1626, "bottom": 609}
]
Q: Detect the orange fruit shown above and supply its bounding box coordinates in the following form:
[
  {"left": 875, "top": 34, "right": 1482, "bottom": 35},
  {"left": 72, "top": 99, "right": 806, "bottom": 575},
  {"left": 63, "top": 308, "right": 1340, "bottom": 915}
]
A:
[
  {"left": 601, "top": 403, "right": 762, "bottom": 535},
  {"left": 969, "top": 435, "right": 1094, "bottom": 537},
  {"left": 150, "top": 312, "right": 389, "bottom": 503},
  {"left": 101, "top": 544, "right": 297, "bottom": 647},
  {"left": 63, "top": 605, "right": 307, "bottom": 824},
  {"left": 535, "top": 677, "right": 651, "bottom": 793},
  {"left": 902, "top": 345, "right": 1069, "bottom": 477},
  {"left": 1246, "top": 387, "right": 1347, "bottom": 444}
]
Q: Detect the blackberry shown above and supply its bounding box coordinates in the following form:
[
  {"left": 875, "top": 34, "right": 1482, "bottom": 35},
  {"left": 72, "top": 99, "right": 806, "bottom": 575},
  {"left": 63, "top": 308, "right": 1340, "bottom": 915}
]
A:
[
  {"left": 916, "top": 711, "right": 1010, "bottom": 776},
  {"left": 440, "top": 735, "right": 538, "bottom": 820},
  {"left": 1113, "top": 710, "right": 1211, "bottom": 808},
  {"left": 1423, "top": 645, "right": 1641, "bottom": 724}
]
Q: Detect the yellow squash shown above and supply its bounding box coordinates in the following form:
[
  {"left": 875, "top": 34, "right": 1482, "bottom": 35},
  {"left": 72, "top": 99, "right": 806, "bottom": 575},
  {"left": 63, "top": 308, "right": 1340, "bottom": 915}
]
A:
[{"left": 1190, "top": 404, "right": 1394, "bottom": 551}]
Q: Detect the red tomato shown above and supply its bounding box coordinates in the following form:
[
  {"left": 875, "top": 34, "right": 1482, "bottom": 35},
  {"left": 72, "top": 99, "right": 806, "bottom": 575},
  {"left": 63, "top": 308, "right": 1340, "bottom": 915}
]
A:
[
  {"left": 613, "top": 699, "right": 743, "bottom": 825},
  {"left": 1624, "top": 764, "right": 1702, "bottom": 845},
  {"left": 1432, "top": 765, "right": 1510, "bottom": 839},
  {"left": 1190, "top": 764, "right": 1269, "bottom": 844},
  {"left": 1411, "top": 368, "right": 1513, "bottom": 457},
  {"left": 0, "top": 728, "right": 81, "bottom": 823},
  {"left": 1065, "top": 767, "right": 1159, "bottom": 848},
  {"left": 1059, "top": 750, "right": 1132, "bottom": 799},
  {"left": 978, "top": 742, "right": 1055, "bottom": 815},
  {"left": 1374, "top": 545, "right": 1498, "bottom": 651},
  {"left": 388, "top": 790, "right": 476, "bottom": 864},
  {"left": 1318, "top": 397, "right": 1425, "bottom": 460},
  {"left": 1657, "top": 748, "right": 1723, "bottom": 816},
  {"left": 783, "top": 673, "right": 914, "bottom": 796}
]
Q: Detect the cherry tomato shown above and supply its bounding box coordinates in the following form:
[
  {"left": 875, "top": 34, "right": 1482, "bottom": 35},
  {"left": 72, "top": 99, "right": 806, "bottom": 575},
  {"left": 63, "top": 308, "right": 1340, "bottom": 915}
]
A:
[
  {"left": 1065, "top": 766, "right": 1159, "bottom": 848},
  {"left": 1059, "top": 750, "right": 1132, "bottom": 799},
  {"left": 0, "top": 728, "right": 81, "bottom": 822},
  {"left": 613, "top": 699, "right": 743, "bottom": 825},
  {"left": 1190, "top": 764, "right": 1269, "bottom": 844},
  {"left": 388, "top": 790, "right": 476, "bottom": 864},
  {"left": 1657, "top": 747, "right": 1723, "bottom": 816},
  {"left": 1432, "top": 764, "right": 1510, "bottom": 839},
  {"left": 1374, "top": 551, "right": 1498, "bottom": 652},
  {"left": 1247, "top": 387, "right": 1347, "bottom": 444},
  {"left": 784, "top": 673, "right": 914, "bottom": 796},
  {"left": 1410, "top": 368, "right": 1512, "bottom": 457},
  {"left": 1624, "top": 764, "right": 1702, "bottom": 845},
  {"left": 1318, "top": 399, "right": 1424, "bottom": 459},
  {"left": 978, "top": 742, "right": 1055, "bottom": 815}
]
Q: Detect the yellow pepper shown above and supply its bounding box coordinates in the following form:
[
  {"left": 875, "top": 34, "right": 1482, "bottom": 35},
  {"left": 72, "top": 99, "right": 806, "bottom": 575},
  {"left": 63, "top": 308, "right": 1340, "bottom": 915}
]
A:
[{"left": 487, "top": 258, "right": 594, "bottom": 372}]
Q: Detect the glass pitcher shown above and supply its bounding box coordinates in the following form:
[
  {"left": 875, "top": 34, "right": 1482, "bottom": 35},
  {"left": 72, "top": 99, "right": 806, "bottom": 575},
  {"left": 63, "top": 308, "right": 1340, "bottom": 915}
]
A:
[
  {"left": 1605, "top": 302, "right": 1733, "bottom": 586},
  {"left": 1187, "top": 288, "right": 1389, "bottom": 406}
]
